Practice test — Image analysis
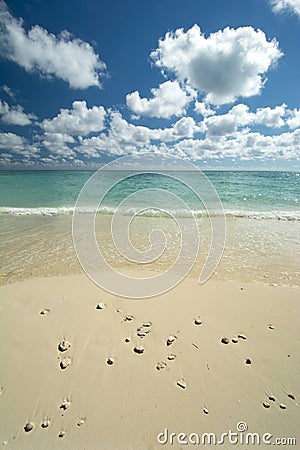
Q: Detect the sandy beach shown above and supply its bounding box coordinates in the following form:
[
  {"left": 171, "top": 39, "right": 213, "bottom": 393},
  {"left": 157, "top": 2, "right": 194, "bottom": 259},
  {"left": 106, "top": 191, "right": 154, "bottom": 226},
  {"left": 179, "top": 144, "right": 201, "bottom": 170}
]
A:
[{"left": 0, "top": 272, "right": 299, "bottom": 449}]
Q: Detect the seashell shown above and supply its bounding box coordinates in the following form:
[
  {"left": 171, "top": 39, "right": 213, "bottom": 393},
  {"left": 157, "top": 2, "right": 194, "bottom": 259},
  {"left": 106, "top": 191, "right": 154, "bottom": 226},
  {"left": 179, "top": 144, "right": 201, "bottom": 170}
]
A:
[
  {"left": 60, "top": 356, "right": 71, "bottom": 370},
  {"left": 203, "top": 408, "right": 209, "bottom": 415},
  {"left": 279, "top": 404, "right": 287, "bottom": 410},
  {"left": 24, "top": 422, "right": 34, "bottom": 432},
  {"left": 167, "top": 354, "right": 176, "bottom": 361},
  {"left": 194, "top": 317, "right": 202, "bottom": 325},
  {"left": 107, "top": 357, "right": 114, "bottom": 365},
  {"left": 167, "top": 335, "right": 176, "bottom": 346},
  {"left": 237, "top": 334, "right": 247, "bottom": 340},
  {"left": 176, "top": 379, "right": 186, "bottom": 389},
  {"left": 221, "top": 337, "right": 230, "bottom": 344},
  {"left": 40, "top": 308, "right": 50, "bottom": 315},
  {"left": 133, "top": 345, "right": 144, "bottom": 354},
  {"left": 60, "top": 398, "right": 71, "bottom": 410},
  {"left": 156, "top": 362, "right": 166, "bottom": 370},
  {"left": 41, "top": 419, "right": 50, "bottom": 428},
  {"left": 263, "top": 402, "right": 270, "bottom": 408},
  {"left": 58, "top": 339, "right": 71, "bottom": 352},
  {"left": 58, "top": 430, "right": 66, "bottom": 438},
  {"left": 96, "top": 302, "right": 106, "bottom": 310},
  {"left": 245, "top": 358, "right": 252, "bottom": 365}
]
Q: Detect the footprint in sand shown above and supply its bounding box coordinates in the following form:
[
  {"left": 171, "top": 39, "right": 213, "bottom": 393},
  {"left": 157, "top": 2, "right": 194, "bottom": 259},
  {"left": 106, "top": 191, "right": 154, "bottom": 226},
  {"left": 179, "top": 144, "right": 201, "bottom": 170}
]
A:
[
  {"left": 133, "top": 345, "right": 144, "bottom": 354},
  {"left": 237, "top": 333, "right": 247, "bottom": 340},
  {"left": 96, "top": 302, "right": 106, "bottom": 310},
  {"left": 279, "top": 404, "right": 287, "bottom": 410},
  {"left": 232, "top": 338, "right": 239, "bottom": 343},
  {"left": 221, "top": 337, "right": 230, "bottom": 344},
  {"left": 167, "top": 335, "right": 177, "bottom": 346},
  {"left": 156, "top": 362, "right": 167, "bottom": 371},
  {"left": 167, "top": 354, "right": 176, "bottom": 361},
  {"left": 41, "top": 419, "right": 50, "bottom": 428},
  {"left": 60, "top": 398, "right": 71, "bottom": 410},
  {"left": 77, "top": 417, "right": 86, "bottom": 427},
  {"left": 203, "top": 408, "right": 209, "bottom": 415},
  {"left": 176, "top": 379, "right": 187, "bottom": 389},
  {"left": 263, "top": 401, "right": 271, "bottom": 408},
  {"left": 107, "top": 357, "right": 115, "bottom": 365},
  {"left": 287, "top": 393, "right": 295, "bottom": 400},
  {"left": 124, "top": 315, "right": 134, "bottom": 322},
  {"left": 24, "top": 422, "right": 34, "bottom": 432},
  {"left": 58, "top": 339, "right": 71, "bottom": 352},
  {"left": 194, "top": 317, "right": 202, "bottom": 325},
  {"left": 268, "top": 395, "right": 276, "bottom": 402},
  {"left": 58, "top": 430, "right": 66, "bottom": 438},
  {"left": 40, "top": 308, "right": 50, "bottom": 315},
  {"left": 60, "top": 356, "right": 71, "bottom": 370}
]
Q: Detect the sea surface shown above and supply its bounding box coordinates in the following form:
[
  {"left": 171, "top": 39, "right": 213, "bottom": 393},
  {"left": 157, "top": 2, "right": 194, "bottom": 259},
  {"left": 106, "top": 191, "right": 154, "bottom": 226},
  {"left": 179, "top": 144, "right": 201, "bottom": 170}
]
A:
[{"left": 0, "top": 170, "right": 299, "bottom": 286}]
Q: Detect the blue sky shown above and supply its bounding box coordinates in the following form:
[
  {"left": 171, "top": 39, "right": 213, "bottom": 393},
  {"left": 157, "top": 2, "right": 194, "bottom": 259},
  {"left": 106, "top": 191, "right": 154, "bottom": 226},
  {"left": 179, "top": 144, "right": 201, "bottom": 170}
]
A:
[{"left": 0, "top": 0, "right": 299, "bottom": 169}]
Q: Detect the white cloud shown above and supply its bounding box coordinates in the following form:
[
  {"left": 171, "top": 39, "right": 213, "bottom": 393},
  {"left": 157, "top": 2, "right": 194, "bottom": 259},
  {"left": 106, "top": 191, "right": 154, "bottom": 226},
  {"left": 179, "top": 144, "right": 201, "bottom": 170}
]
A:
[
  {"left": 202, "top": 104, "right": 255, "bottom": 136},
  {"left": 287, "top": 108, "right": 300, "bottom": 129},
  {"left": 0, "top": 1, "right": 106, "bottom": 89},
  {"left": 42, "top": 101, "right": 106, "bottom": 136},
  {"left": 76, "top": 111, "right": 200, "bottom": 157},
  {"left": 270, "top": 0, "right": 300, "bottom": 18},
  {"left": 151, "top": 24, "right": 282, "bottom": 105},
  {"left": 255, "top": 104, "right": 286, "bottom": 127},
  {"left": 194, "top": 101, "right": 216, "bottom": 117},
  {"left": 42, "top": 132, "right": 75, "bottom": 156},
  {"left": 126, "top": 80, "right": 194, "bottom": 118},
  {"left": 0, "top": 131, "right": 25, "bottom": 151},
  {"left": 0, "top": 99, "right": 36, "bottom": 125}
]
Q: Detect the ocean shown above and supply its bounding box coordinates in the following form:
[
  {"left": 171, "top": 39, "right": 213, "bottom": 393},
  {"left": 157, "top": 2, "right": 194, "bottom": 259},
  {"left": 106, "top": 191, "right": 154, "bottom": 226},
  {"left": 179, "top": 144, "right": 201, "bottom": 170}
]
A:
[{"left": 0, "top": 170, "right": 299, "bottom": 286}]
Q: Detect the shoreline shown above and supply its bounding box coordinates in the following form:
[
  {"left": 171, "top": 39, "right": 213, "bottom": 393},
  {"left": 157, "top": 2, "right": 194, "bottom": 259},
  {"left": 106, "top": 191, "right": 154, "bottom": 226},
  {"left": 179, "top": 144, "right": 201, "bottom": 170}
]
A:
[{"left": 1, "top": 272, "right": 299, "bottom": 449}]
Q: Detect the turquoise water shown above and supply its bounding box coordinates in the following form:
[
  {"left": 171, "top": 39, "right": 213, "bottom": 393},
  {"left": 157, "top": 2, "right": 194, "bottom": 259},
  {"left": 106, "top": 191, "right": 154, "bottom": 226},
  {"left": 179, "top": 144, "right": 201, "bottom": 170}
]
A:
[
  {"left": 0, "top": 170, "right": 299, "bottom": 220},
  {"left": 0, "top": 170, "right": 299, "bottom": 286}
]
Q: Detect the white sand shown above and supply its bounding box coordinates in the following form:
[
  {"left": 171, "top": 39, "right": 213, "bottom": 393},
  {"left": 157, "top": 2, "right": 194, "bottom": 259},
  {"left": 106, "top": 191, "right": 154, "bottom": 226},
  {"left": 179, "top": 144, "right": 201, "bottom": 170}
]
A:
[{"left": 0, "top": 273, "right": 299, "bottom": 449}]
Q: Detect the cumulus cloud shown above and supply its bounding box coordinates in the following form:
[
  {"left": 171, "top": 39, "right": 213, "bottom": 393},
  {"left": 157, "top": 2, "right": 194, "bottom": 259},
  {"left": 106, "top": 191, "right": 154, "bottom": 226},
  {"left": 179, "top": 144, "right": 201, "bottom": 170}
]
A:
[
  {"left": 76, "top": 111, "right": 200, "bottom": 157},
  {"left": 126, "top": 80, "right": 194, "bottom": 118},
  {"left": 255, "top": 104, "right": 286, "bottom": 127},
  {"left": 270, "top": 0, "right": 300, "bottom": 18},
  {"left": 0, "top": 131, "right": 25, "bottom": 151},
  {"left": 0, "top": 99, "right": 36, "bottom": 125},
  {"left": 151, "top": 24, "right": 282, "bottom": 105},
  {"left": 42, "top": 101, "right": 106, "bottom": 135},
  {"left": 0, "top": 1, "right": 106, "bottom": 89},
  {"left": 202, "top": 104, "right": 255, "bottom": 136},
  {"left": 194, "top": 101, "right": 216, "bottom": 117},
  {"left": 286, "top": 108, "right": 300, "bottom": 129}
]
